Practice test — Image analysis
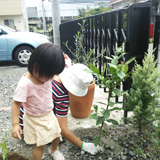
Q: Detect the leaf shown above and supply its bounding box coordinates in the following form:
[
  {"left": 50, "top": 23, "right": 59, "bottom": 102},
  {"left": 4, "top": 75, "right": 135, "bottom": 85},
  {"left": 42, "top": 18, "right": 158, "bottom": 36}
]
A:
[
  {"left": 90, "top": 114, "right": 98, "bottom": 119},
  {"left": 117, "top": 64, "right": 123, "bottom": 70},
  {"left": 108, "top": 67, "right": 116, "bottom": 73},
  {"left": 102, "top": 129, "right": 107, "bottom": 134},
  {"left": 90, "top": 64, "right": 99, "bottom": 74},
  {"left": 96, "top": 116, "right": 105, "bottom": 125},
  {"left": 118, "top": 52, "right": 127, "bottom": 59},
  {"left": 123, "top": 91, "right": 129, "bottom": 96},
  {"left": 97, "top": 102, "right": 106, "bottom": 105},
  {"left": 94, "top": 136, "right": 100, "bottom": 146},
  {"left": 103, "top": 110, "right": 110, "bottom": 119},
  {"left": 116, "top": 70, "right": 126, "bottom": 79},
  {"left": 104, "top": 56, "right": 112, "bottom": 60},
  {"left": 0, "top": 143, "right": 5, "bottom": 150},
  {"left": 108, "top": 63, "right": 117, "bottom": 69},
  {"left": 107, "top": 119, "right": 118, "bottom": 125},
  {"left": 109, "top": 107, "right": 122, "bottom": 111},
  {"left": 96, "top": 83, "right": 106, "bottom": 87},
  {"left": 112, "top": 57, "right": 118, "bottom": 65},
  {"left": 113, "top": 89, "right": 121, "bottom": 96},
  {"left": 3, "top": 153, "right": 6, "bottom": 160},
  {"left": 123, "top": 64, "right": 128, "bottom": 74},
  {"left": 108, "top": 101, "right": 115, "bottom": 107},
  {"left": 92, "top": 104, "right": 98, "bottom": 112},
  {"left": 125, "top": 57, "right": 135, "bottom": 65},
  {"left": 101, "top": 63, "right": 106, "bottom": 76},
  {"left": 116, "top": 47, "right": 124, "bottom": 54},
  {"left": 98, "top": 75, "right": 105, "bottom": 81},
  {"left": 101, "top": 108, "right": 105, "bottom": 114}
]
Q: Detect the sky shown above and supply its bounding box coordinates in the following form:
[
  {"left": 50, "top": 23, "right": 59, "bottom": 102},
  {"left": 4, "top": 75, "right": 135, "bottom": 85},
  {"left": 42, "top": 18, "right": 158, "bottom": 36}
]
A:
[
  {"left": 25, "top": 0, "right": 110, "bottom": 17},
  {"left": 25, "top": 0, "right": 110, "bottom": 7},
  {"left": 25, "top": 0, "right": 49, "bottom": 7}
]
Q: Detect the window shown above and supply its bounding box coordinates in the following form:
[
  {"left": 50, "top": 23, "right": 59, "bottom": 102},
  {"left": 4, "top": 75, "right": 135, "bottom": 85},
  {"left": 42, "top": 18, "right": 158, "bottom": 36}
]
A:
[{"left": 4, "top": 19, "right": 14, "bottom": 29}]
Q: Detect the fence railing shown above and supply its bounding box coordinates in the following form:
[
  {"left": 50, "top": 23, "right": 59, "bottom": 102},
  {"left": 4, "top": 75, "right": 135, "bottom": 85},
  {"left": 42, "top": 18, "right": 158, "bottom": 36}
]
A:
[{"left": 60, "top": 1, "right": 159, "bottom": 116}]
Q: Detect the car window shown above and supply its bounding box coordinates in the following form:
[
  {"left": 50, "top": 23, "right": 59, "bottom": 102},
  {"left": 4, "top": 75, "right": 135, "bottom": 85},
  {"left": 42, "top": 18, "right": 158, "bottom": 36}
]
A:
[
  {"left": 0, "top": 28, "right": 7, "bottom": 35},
  {"left": 0, "top": 24, "right": 16, "bottom": 33},
  {"left": 0, "top": 28, "right": 8, "bottom": 35}
]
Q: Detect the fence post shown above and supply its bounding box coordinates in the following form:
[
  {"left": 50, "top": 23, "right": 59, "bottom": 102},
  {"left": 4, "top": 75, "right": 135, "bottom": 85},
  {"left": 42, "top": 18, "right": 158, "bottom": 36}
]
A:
[
  {"left": 59, "top": 19, "right": 82, "bottom": 58},
  {"left": 153, "top": 15, "right": 160, "bottom": 60},
  {"left": 123, "top": 2, "right": 152, "bottom": 121}
]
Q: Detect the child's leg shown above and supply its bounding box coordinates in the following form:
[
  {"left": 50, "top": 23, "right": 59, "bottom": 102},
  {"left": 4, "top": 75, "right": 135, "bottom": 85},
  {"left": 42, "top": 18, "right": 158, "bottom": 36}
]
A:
[
  {"left": 33, "top": 145, "right": 46, "bottom": 160},
  {"left": 50, "top": 137, "right": 65, "bottom": 160},
  {"left": 51, "top": 137, "right": 60, "bottom": 152}
]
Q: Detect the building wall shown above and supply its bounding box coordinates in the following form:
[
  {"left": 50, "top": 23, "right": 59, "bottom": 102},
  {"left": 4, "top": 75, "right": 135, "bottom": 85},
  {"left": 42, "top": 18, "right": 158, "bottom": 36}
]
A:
[
  {"left": 0, "top": 15, "right": 27, "bottom": 31},
  {"left": 0, "top": 0, "right": 22, "bottom": 15},
  {"left": 0, "top": 0, "right": 28, "bottom": 31}
]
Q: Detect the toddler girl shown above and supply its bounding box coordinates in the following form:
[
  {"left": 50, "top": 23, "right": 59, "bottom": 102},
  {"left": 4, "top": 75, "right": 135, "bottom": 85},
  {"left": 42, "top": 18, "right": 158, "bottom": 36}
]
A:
[{"left": 11, "top": 43, "right": 65, "bottom": 160}]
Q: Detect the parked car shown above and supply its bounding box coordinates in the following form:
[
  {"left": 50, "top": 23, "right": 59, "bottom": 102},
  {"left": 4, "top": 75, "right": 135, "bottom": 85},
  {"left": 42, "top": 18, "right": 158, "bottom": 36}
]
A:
[{"left": 0, "top": 24, "right": 51, "bottom": 66}]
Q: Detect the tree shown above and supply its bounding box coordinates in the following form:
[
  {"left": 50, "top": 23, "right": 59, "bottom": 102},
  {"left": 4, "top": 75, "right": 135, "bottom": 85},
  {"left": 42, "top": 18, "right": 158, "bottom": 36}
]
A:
[
  {"left": 77, "top": 6, "right": 111, "bottom": 18},
  {"left": 90, "top": 47, "right": 135, "bottom": 146},
  {"left": 125, "top": 52, "right": 160, "bottom": 136}
]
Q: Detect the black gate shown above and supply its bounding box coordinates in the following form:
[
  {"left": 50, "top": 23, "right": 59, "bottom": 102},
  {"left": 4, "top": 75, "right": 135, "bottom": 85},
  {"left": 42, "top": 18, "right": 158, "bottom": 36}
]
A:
[{"left": 60, "top": 1, "right": 159, "bottom": 117}]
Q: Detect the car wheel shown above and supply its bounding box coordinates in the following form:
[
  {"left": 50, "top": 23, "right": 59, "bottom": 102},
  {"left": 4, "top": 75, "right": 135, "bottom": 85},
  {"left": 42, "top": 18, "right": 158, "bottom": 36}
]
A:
[{"left": 14, "top": 46, "right": 34, "bottom": 67}]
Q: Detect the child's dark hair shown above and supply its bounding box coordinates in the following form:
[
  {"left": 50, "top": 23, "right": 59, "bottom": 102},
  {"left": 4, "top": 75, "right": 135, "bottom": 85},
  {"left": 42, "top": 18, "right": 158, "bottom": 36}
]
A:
[{"left": 28, "top": 43, "right": 65, "bottom": 78}]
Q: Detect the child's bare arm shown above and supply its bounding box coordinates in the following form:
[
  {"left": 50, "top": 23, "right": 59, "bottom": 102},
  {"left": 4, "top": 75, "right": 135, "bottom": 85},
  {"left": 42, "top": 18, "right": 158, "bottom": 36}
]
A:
[{"left": 11, "top": 100, "right": 22, "bottom": 140}]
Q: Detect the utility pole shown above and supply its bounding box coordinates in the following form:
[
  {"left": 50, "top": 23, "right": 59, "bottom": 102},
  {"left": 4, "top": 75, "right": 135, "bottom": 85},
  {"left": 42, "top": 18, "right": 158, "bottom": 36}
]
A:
[
  {"left": 42, "top": 0, "right": 46, "bottom": 33},
  {"left": 51, "top": 0, "right": 61, "bottom": 46}
]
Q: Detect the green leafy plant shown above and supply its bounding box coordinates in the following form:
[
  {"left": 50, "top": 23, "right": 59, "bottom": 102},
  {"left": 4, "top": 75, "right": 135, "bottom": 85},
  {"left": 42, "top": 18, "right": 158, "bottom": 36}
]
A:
[
  {"left": 89, "top": 47, "right": 135, "bottom": 146},
  {"left": 125, "top": 51, "right": 160, "bottom": 136},
  {"left": 65, "top": 20, "right": 106, "bottom": 67},
  {"left": 135, "top": 147, "right": 145, "bottom": 157},
  {"left": 149, "top": 107, "right": 160, "bottom": 158},
  {"left": 0, "top": 132, "right": 8, "bottom": 160},
  {"left": 125, "top": 51, "right": 160, "bottom": 159},
  {"left": 154, "top": 108, "right": 160, "bottom": 140}
]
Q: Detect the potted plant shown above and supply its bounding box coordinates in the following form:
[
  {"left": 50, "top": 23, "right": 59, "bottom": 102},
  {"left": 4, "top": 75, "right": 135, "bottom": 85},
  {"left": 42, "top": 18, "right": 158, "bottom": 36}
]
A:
[{"left": 65, "top": 20, "right": 105, "bottom": 119}]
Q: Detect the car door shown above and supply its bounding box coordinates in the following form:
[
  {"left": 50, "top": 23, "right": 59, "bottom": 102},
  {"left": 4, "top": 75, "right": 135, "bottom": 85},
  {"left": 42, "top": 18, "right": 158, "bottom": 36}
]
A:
[{"left": 0, "top": 29, "right": 8, "bottom": 60}]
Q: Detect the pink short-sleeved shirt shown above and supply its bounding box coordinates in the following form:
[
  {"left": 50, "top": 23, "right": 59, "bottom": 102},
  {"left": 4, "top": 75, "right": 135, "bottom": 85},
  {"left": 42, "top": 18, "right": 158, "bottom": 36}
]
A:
[{"left": 13, "top": 74, "right": 53, "bottom": 116}]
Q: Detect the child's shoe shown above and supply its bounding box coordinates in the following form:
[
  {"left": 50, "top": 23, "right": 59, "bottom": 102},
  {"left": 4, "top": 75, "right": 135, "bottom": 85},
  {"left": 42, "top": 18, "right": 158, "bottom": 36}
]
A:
[{"left": 49, "top": 149, "right": 65, "bottom": 160}]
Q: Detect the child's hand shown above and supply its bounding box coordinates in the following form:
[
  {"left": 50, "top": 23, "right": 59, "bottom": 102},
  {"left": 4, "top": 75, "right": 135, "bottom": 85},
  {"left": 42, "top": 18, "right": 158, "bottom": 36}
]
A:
[
  {"left": 12, "top": 124, "right": 22, "bottom": 140},
  {"left": 64, "top": 53, "right": 71, "bottom": 67},
  {"left": 82, "top": 142, "right": 103, "bottom": 155}
]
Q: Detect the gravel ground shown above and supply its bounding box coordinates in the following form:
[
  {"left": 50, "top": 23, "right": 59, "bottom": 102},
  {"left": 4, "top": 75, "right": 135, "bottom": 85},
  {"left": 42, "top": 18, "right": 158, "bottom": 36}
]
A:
[{"left": 0, "top": 62, "right": 159, "bottom": 160}]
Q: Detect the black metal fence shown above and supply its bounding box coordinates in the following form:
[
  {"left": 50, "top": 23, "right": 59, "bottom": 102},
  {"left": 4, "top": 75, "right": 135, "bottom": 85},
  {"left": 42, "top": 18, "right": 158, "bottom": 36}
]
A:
[{"left": 60, "top": 2, "right": 160, "bottom": 114}]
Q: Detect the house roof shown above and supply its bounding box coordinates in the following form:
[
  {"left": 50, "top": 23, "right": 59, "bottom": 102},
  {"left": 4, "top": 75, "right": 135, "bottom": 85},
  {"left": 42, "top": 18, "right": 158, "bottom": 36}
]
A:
[
  {"left": 109, "top": 0, "right": 122, "bottom": 5},
  {"left": 59, "top": 0, "right": 109, "bottom": 3},
  {"left": 25, "top": 0, "right": 109, "bottom": 7}
]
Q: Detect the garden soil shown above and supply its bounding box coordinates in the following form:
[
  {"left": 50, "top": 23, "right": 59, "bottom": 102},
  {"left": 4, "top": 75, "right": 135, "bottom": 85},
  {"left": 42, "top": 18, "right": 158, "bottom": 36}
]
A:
[{"left": 0, "top": 62, "right": 157, "bottom": 160}]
